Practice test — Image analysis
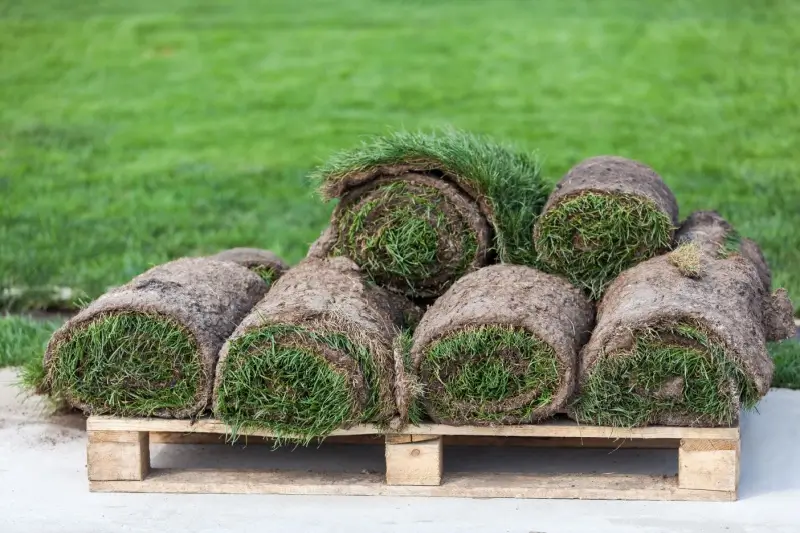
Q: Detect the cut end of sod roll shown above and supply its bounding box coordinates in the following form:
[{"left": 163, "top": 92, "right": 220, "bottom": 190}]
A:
[
  {"left": 42, "top": 257, "right": 270, "bottom": 417},
  {"left": 332, "top": 179, "right": 483, "bottom": 298},
  {"left": 572, "top": 323, "right": 758, "bottom": 428},
  {"left": 410, "top": 264, "right": 594, "bottom": 425},
  {"left": 310, "top": 129, "right": 550, "bottom": 298},
  {"left": 212, "top": 257, "right": 414, "bottom": 441},
  {"left": 534, "top": 156, "right": 678, "bottom": 299},
  {"left": 420, "top": 325, "right": 563, "bottom": 424},
  {"left": 46, "top": 313, "right": 202, "bottom": 416},
  {"left": 214, "top": 325, "right": 380, "bottom": 441}
]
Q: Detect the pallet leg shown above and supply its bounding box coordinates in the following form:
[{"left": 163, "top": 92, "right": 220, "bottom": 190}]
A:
[
  {"left": 87, "top": 430, "right": 150, "bottom": 481},
  {"left": 678, "top": 438, "right": 739, "bottom": 493},
  {"left": 385, "top": 435, "right": 443, "bottom": 486}
]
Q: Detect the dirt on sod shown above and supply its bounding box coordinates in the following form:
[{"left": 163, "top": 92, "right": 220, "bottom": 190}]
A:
[
  {"left": 409, "top": 265, "right": 594, "bottom": 425},
  {"left": 534, "top": 155, "right": 678, "bottom": 298},
  {"left": 572, "top": 248, "right": 792, "bottom": 427},
  {"left": 209, "top": 247, "right": 288, "bottom": 285},
  {"left": 675, "top": 210, "right": 771, "bottom": 290},
  {"left": 42, "top": 256, "right": 271, "bottom": 417},
  {"left": 213, "top": 257, "right": 417, "bottom": 441},
  {"left": 308, "top": 129, "right": 550, "bottom": 299},
  {"left": 675, "top": 210, "right": 794, "bottom": 341}
]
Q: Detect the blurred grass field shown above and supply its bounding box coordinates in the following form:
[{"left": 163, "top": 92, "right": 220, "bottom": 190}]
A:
[{"left": 2, "top": 0, "right": 799, "bottom": 318}]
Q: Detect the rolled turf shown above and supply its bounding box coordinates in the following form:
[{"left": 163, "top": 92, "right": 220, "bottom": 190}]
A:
[
  {"left": 675, "top": 210, "right": 795, "bottom": 342},
  {"left": 308, "top": 129, "right": 549, "bottom": 299},
  {"left": 209, "top": 247, "right": 288, "bottom": 285},
  {"left": 534, "top": 155, "right": 678, "bottom": 298},
  {"left": 43, "top": 257, "right": 270, "bottom": 417},
  {"left": 213, "top": 257, "right": 417, "bottom": 440},
  {"left": 409, "top": 265, "right": 594, "bottom": 425},
  {"left": 571, "top": 247, "right": 792, "bottom": 427}
]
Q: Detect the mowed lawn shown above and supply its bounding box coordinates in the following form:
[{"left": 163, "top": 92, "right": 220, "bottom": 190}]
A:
[{"left": 2, "top": 0, "right": 800, "bottom": 314}]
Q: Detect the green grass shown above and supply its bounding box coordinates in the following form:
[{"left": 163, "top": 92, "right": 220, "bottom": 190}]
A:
[
  {"left": 2, "top": 0, "right": 800, "bottom": 315},
  {"left": 315, "top": 129, "right": 548, "bottom": 267},
  {"left": 719, "top": 228, "right": 744, "bottom": 258},
  {"left": 770, "top": 339, "right": 800, "bottom": 389},
  {"left": 249, "top": 266, "right": 277, "bottom": 286},
  {"left": 0, "top": 315, "right": 60, "bottom": 367},
  {"left": 535, "top": 193, "right": 674, "bottom": 298},
  {"left": 396, "top": 329, "right": 426, "bottom": 425},
  {"left": 47, "top": 312, "right": 202, "bottom": 416},
  {"left": 333, "top": 180, "right": 479, "bottom": 297},
  {"left": 1, "top": 315, "right": 61, "bottom": 394},
  {"left": 215, "top": 324, "right": 385, "bottom": 441},
  {"left": 0, "top": 315, "right": 68, "bottom": 407},
  {"left": 420, "top": 325, "right": 562, "bottom": 423},
  {"left": 572, "top": 324, "right": 760, "bottom": 427}
]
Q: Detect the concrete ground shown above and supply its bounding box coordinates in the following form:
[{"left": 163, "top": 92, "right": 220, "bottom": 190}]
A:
[{"left": 2, "top": 368, "right": 799, "bottom": 533}]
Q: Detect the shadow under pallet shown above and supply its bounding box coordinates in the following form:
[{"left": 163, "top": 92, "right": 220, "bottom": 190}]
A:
[{"left": 87, "top": 416, "right": 740, "bottom": 501}]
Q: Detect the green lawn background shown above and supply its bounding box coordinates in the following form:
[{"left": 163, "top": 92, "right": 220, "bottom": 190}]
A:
[{"left": 2, "top": 0, "right": 799, "bottom": 313}]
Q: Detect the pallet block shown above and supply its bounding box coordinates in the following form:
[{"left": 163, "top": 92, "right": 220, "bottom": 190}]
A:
[{"left": 86, "top": 416, "right": 740, "bottom": 501}]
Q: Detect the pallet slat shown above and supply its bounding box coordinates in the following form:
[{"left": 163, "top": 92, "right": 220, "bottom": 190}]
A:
[
  {"left": 90, "top": 470, "right": 735, "bottom": 501},
  {"left": 149, "top": 432, "right": 680, "bottom": 448},
  {"left": 88, "top": 416, "right": 738, "bottom": 440}
]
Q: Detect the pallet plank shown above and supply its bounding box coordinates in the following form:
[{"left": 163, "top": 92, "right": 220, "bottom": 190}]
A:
[
  {"left": 90, "top": 469, "right": 735, "bottom": 501},
  {"left": 88, "top": 416, "right": 738, "bottom": 440},
  {"left": 151, "top": 432, "right": 678, "bottom": 449}
]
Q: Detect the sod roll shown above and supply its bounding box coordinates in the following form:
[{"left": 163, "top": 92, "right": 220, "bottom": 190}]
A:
[
  {"left": 213, "top": 257, "right": 416, "bottom": 440},
  {"left": 572, "top": 250, "right": 779, "bottom": 427},
  {"left": 674, "top": 211, "right": 795, "bottom": 342},
  {"left": 409, "top": 265, "right": 594, "bottom": 425},
  {"left": 209, "top": 247, "right": 288, "bottom": 285},
  {"left": 43, "top": 258, "right": 268, "bottom": 417},
  {"left": 534, "top": 155, "right": 678, "bottom": 298},
  {"left": 309, "top": 129, "right": 549, "bottom": 299}
]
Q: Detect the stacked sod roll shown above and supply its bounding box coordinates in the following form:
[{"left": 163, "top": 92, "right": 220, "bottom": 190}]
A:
[
  {"left": 571, "top": 211, "right": 795, "bottom": 426},
  {"left": 534, "top": 156, "right": 677, "bottom": 298},
  {"left": 408, "top": 265, "right": 594, "bottom": 425},
  {"left": 209, "top": 247, "right": 288, "bottom": 285},
  {"left": 309, "top": 129, "right": 550, "bottom": 299},
  {"left": 213, "top": 257, "right": 418, "bottom": 440},
  {"left": 43, "top": 250, "right": 285, "bottom": 417}
]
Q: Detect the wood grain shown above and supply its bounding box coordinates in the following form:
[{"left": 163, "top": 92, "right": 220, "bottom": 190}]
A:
[
  {"left": 87, "top": 431, "right": 149, "bottom": 481},
  {"left": 678, "top": 438, "right": 739, "bottom": 492},
  {"left": 385, "top": 437, "right": 442, "bottom": 486}
]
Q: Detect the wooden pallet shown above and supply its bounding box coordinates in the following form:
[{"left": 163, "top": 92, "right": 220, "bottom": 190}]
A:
[{"left": 86, "top": 416, "right": 740, "bottom": 501}]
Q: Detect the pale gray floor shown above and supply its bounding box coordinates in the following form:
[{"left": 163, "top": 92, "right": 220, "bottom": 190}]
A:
[{"left": 2, "top": 368, "right": 799, "bottom": 533}]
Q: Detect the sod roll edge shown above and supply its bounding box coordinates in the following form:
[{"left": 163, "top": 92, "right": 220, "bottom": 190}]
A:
[
  {"left": 43, "top": 257, "right": 270, "bottom": 417},
  {"left": 409, "top": 265, "right": 595, "bottom": 425},
  {"left": 309, "top": 129, "right": 550, "bottom": 299},
  {"left": 213, "top": 257, "right": 417, "bottom": 441}
]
